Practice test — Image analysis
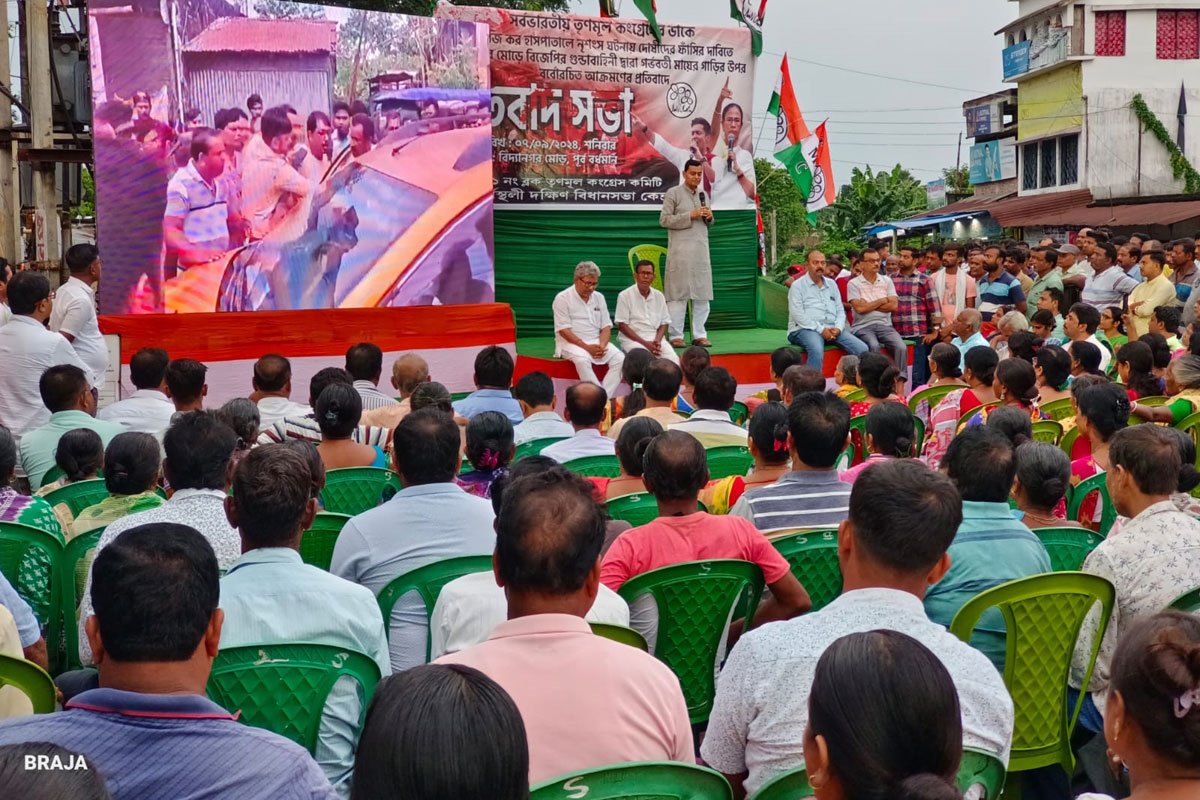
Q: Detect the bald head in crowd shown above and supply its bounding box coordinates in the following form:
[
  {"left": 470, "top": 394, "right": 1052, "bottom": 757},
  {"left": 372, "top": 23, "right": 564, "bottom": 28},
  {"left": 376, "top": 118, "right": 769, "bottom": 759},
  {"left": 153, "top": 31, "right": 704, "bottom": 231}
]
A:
[
  {"left": 957, "top": 309, "right": 983, "bottom": 336},
  {"left": 252, "top": 354, "right": 292, "bottom": 397},
  {"left": 390, "top": 353, "right": 430, "bottom": 399}
]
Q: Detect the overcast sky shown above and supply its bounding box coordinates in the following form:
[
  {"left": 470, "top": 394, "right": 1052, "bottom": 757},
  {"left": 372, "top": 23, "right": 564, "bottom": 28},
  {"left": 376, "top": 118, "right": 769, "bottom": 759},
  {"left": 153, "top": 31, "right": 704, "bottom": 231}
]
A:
[{"left": 572, "top": 0, "right": 1016, "bottom": 183}]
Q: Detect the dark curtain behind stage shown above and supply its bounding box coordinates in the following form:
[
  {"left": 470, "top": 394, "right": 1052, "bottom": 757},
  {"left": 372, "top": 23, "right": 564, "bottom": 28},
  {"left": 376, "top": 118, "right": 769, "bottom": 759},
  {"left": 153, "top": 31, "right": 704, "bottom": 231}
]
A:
[{"left": 494, "top": 209, "right": 760, "bottom": 338}]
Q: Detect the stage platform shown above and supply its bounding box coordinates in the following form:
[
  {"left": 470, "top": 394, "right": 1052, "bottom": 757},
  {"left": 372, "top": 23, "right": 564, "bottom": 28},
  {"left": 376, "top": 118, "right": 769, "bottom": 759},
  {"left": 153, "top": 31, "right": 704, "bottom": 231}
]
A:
[{"left": 514, "top": 327, "right": 871, "bottom": 399}]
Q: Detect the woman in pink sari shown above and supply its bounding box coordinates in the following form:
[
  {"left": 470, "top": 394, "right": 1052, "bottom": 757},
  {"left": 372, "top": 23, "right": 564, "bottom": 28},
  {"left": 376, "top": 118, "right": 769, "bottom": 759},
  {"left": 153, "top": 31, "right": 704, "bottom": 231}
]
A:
[{"left": 1068, "top": 381, "right": 1129, "bottom": 529}]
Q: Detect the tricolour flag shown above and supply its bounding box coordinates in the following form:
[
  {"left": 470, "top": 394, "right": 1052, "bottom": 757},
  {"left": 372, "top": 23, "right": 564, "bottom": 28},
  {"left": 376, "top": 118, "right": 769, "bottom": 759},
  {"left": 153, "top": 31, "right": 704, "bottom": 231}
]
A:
[
  {"left": 730, "top": 0, "right": 767, "bottom": 56},
  {"left": 768, "top": 56, "right": 819, "bottom": 223},
  {"left": 633, "top": 0, "right": 662, "bottom": 43},
  {"left": 802, "top": 121, "right": 836, "bottom": 214}
]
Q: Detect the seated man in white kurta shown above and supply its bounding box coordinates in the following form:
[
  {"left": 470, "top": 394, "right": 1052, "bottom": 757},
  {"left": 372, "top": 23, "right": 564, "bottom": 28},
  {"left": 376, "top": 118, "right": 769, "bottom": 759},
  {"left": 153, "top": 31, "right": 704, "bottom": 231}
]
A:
[
  {"left": 552, "top": 261, "right": 625, "bottom": 396},
  {"left": 614, "top": 259, "right": 679, "bottom": 365}
]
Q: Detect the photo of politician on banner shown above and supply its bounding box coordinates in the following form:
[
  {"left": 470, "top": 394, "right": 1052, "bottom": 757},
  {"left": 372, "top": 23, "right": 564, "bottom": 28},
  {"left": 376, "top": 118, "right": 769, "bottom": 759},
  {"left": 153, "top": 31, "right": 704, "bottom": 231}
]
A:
[
  {"left": 87, "top": 0, "right": 493, "bottom": 315},
  {"left": 438, "top": 6, "right": 757, "bottom": 210}
]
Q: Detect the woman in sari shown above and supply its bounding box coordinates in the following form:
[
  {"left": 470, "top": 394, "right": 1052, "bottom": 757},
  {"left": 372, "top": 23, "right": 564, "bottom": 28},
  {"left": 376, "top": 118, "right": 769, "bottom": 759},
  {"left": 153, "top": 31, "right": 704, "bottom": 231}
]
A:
[
  {"left": 848, "top": 352, "right": 905, "bottom": 418},
  {"left": 908, "top": 342, "right": 967, "bottom": 425},
  {"left": 1130, "top": 352, "right": 1200, "bottom": 425},
  {"left": 1034, "top": 344, "right": 1073, "bottom": 405},
  {"left": 0, "top": 427, "right": 62, "bottom": 539},
  {"left": 922, "top": 346, "right": 998, "bottom": 469},
  {"left": 702, "top": 402, "right": 791, "bottom": 513},
  {"left": 1069, "top": 381, "right": 1130, "bottom": 529},
  {"left": 964, "top": 357, "right": 1044, "bottom": 427},
  {"left": 70, "top": 432, "right": 165, "bottom": 540}
]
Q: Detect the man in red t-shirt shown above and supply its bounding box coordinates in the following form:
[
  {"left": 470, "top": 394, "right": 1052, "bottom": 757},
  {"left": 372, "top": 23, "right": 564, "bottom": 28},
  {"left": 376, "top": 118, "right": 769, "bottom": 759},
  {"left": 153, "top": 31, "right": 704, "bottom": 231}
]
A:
[{"left": 600, "top": 430, "right": 811, "bottom": 635}]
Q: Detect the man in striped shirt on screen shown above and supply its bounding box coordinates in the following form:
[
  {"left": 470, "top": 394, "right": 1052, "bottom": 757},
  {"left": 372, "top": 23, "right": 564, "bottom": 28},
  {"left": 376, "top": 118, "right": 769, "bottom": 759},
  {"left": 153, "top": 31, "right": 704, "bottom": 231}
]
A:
[{"left": 729, "top": 392, "right": 853, "bottom": 534}]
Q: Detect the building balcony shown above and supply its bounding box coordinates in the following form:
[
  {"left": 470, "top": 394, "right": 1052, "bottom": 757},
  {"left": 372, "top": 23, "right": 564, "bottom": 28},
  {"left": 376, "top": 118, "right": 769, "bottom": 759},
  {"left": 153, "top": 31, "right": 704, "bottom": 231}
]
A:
[{"left": 1002, "top": 25, "right": 1087, "bottom": 80}]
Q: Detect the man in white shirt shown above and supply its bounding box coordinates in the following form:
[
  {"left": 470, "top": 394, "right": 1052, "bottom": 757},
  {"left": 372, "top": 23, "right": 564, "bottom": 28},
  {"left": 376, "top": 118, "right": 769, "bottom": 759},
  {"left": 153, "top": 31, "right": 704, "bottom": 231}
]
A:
[
  {"left": 299, "top": 111, "right": 331, "bottom": 185},
  {"left": 542, "top": 383, "right": 617, "bottom": 464},
  {"left": 552, "top": 261, "right": 625, "bottom": 396},
  {"left": 52, "top": 244, "right": 108, "bottom": 389},
  {"left": 615, "top": 260, "right": 679, "bottom": 365},
  {"left": 668, "top": 366, "right": 748, "bottom": 448},
  {"left": 1080, "top": 242, "right": 1138, "bottom": 310},
  {"left": 702, "top": 460, "right": 1013, "bottom": 797},
  {"left": 429, "top": 458, "right": 629, "bottom": 659},
  {"left": 512, "top": 371, "right": 573, "bottom": 447},
  {"left": 251, "top": 354, "right": 312, "bottom": 431},
  {"left": 163, "top": 130, "right": 230, "bottom": 270},
  {"left": 0, "top": 271, "right": 91, "bottom": 443},
  {"left": 98, "top": 347, "right": 176, "bottom": 439},
  {"left": 239, "top": 107, "right": 309, "bottom": 241},
  {"left": 1064, "top": 303, "right": 1112, "bottom": 372},
  {"left": 344, "top": 342, "right": 398, "bottom": 413}
]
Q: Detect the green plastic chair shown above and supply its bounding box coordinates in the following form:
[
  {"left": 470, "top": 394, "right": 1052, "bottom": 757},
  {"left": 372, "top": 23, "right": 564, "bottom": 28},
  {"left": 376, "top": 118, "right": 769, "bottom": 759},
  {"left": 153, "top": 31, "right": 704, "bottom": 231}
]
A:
[
  {"left": 728, "top": 401, "right": 749, "bottom": 426},
  {"left": 532, "top": 761, "right": 733, "bottom": 800},
  {"left": 40, "top": 466, "right": 65, "bottom": 488},
  {"left": 1040, "top": 397, "right": 1075, "bottom": 421},
  {"left": 1169, "top": 586, "right": 1200, "bottom": 612},
  {"left": 747, "top": 748, "right": 1004, "bottom": 800},
  {"left": 911, "top": 414, "right": 925, "bottom": 456},
  {"left": 706, "top": 445, "right": 753, "bottom": 480},
  {"left": 299, "top": 513, "right": 352, "bottom": 571},
  {"left": 0, "top": 653, "right": 57, "bottom": 714},
  {"left": 1031, "top": 419, "right": 1064, "bottom": 444},
  {"left": 319, "top": 467, "right": 403, "bottom": 516},
  {"left": 589, "top": 622, "right": 648, "bottom": 651},
  {"left": 748, "top": 764, "right": 812, "bottom": 799},
  {"left": 563, "top": 454, "right": 621, "bottom": 478},
  {"left": 42, "top": 479, "right": 110, "bottom": 518},
  {"left": 605, "top": 492, "right": 660, "bottom": 528},
  {"left": 1059, "top": 425, "right": 1085, "bottom": 459},
  {"left": 956, "top": 749, "right": 1008, "bottom": 800},
  {"left": 949, "top": 572, "right": 1116, "bottom": 779},
  {"left": 843, "top": 387, "right": 866, "bottom": 402},
  {"left": 628, "top": 244, "right": 668, "bottom": 292},
  {"left": 376, "top": 555, "right": 494, "bottom": 662},
  {"left": 58, "top": 527, "right": 105, "bottom": 672},
  {"left": 0, "top": 522, "right": 63, "bottom": 630},
  {"left": 514, "top": 437, "right": 569, "bottom": 461},
  {"left": 1176, "top": 410, "right": 1200, "bottom": 438},
  {"left": 770, "top": 530, "right": 842, "bottom": 612},
  {"left": 957, "top": 402, "right": 998, "bottom": 430},
  {"left": 1066, "top": 472, "right": 1117, "bottom": 536},
  {"left": 1033, "top": 526, "right": 1104, "bottom": 572},
  {"left": 907, "top": 384, "right": 961, "bottom": 415},
  {"left": 848, "top": 415, "right": 867, "bottom": 464},
  {"left": 834, "top": 440, "right": 854, "bottom": 471},
  {"left": 207, "top": 643, "right": 380, "bottom": 754},
  {"left": 617, "top": 560, "right": 764, "bottom": 723}
]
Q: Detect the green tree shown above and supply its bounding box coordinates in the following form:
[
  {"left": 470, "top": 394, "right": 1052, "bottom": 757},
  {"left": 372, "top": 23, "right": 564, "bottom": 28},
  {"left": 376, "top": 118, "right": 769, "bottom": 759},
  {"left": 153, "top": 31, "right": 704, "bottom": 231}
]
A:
[
  {"left": 821, "top": 164, "right": 925, "bottom": 240},
  {"left": 942, "top": 165, "right": 972, "bottom": 196},
  {"left": 754, "top": 157, "right": 812, "bottom": 269},
  {"left": 253, "top": 1, "right": 326, "bottom": 18}
]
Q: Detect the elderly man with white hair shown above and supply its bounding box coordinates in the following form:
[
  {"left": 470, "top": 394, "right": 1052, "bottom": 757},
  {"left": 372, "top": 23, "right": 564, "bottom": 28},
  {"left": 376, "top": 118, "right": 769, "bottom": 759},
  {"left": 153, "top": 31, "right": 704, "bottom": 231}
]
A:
[{"left": 552, "top": 262, "right": 625, "bottom": 395}]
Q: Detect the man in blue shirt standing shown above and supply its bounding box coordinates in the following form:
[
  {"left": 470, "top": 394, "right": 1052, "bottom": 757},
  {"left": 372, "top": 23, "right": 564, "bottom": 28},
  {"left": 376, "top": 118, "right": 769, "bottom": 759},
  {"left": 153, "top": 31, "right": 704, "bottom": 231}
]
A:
[
  {"left": 786, "top": 250, "right": 868, "bottom": 367},
  {"left": 220, "top": 444, "right": 390, "bottom": 793},
  {"left": 925, "top": 426, "right": 1052, "bottom": 671},
  {"left": 451, "top": 345, "right": 524, "bottom": 424},
  {"left": 0, "top": 522, "right": 338, "bottom": 799},
  {"left": 976, "top": 244, "right": 1027, "bottom": 325}
]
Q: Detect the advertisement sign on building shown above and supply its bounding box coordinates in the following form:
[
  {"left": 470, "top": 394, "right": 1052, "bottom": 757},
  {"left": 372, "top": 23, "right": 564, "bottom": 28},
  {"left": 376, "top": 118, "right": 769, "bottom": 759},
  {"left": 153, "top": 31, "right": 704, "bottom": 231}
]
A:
[
  {"left": 965, "top": 103, "right": 999, "bottom": 138},
  {"left": 926, "top": 178, "right": 947, "bottom": 209},
  {"left": 1003, "top": 41, "right": 1030, "bottom": 80},
  {"left": 969, "top": 138, "right": 1017, "bottom": 183},
  {"left": 1018, "top": 63, "right": 1083, "bottom": 140}
]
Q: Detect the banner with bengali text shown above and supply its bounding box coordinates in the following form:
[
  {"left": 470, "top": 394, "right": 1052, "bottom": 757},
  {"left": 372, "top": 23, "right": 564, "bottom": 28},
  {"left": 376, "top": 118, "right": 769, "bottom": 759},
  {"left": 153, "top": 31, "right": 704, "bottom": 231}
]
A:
[{"left": 438, "top": 6, "right": 757, "bottom": 210}]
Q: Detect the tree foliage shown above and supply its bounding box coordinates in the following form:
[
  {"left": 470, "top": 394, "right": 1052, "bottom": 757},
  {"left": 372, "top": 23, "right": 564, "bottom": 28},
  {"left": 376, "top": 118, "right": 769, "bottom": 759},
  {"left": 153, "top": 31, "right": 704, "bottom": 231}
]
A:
[
  {"left": 942, "top": 165, "right": 972, "bottom": 196},
  {"left": 754, "top": 157, "right": 812, "bottom": 256},
  {"left": 821, "top": 164, "right": 926, "bottom": 240},
  {"left": 253, "top": 1, "right": 325, "bottom": 18}
]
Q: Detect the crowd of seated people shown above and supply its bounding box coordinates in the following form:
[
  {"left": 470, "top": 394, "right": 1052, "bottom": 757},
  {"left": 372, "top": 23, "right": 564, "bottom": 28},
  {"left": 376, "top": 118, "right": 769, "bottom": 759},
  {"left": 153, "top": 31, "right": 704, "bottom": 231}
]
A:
[{"left": 3, "top": 243, "right": 1200, "bottom": 799}]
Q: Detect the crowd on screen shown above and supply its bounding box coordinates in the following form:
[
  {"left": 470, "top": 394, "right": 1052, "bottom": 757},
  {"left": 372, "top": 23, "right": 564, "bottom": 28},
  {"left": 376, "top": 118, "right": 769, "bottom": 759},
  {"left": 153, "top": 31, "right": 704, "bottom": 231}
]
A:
[{"left": 2, "top": 231, "right": 1200, "bottom": 799}]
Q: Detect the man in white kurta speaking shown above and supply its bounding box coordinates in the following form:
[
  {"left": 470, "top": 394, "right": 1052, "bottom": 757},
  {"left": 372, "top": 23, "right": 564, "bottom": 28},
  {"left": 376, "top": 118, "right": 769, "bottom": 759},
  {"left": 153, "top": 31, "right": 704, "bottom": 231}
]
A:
[
  {"left": 614, "top": 259, "right": 679, "bottom": 365},
  {"left": 659, "top": 159, "right": 714, "bottom": 348},
  {"left": 552, "top": 261, "right": 625, "bottom": 395}
]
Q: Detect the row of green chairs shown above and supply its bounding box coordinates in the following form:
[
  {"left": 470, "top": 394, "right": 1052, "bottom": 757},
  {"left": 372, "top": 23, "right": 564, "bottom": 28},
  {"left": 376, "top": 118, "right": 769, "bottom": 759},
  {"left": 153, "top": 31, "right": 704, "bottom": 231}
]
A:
[
  {"left": 749, "top": 748, "right": 1006, "bottom": 800},
  {"left": 0, "top": 522, "right": 104, "bottom": 674},
  {"left": 563, "top": 445, "right": 753, "bottom": 481}
]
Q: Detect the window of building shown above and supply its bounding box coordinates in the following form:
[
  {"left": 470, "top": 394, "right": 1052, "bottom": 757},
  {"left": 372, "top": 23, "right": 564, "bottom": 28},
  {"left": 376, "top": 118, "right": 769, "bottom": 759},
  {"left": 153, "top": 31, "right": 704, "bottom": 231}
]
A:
[
  {"left": 1040, "top": 140, "right": 1058, "bottom": 188},
  {"left": 1060, "top": 134, "right": 1080, "bottom": 184},
  {"left": 1158, "top": 9, "right": 1200, "bottom": 59},
  {"left": 1022, "top": 142, "right": 1039, "bottom": 190},
  {"left": 1095, "top": 10, "right": 1126, "bottom": 56}
]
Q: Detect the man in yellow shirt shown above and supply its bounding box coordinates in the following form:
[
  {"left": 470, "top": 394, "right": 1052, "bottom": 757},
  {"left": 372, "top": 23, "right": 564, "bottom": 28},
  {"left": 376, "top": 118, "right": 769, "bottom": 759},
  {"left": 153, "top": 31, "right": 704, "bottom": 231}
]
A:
[{"left": 1125, "top": 250, "right": 1175, "bottom": 339}]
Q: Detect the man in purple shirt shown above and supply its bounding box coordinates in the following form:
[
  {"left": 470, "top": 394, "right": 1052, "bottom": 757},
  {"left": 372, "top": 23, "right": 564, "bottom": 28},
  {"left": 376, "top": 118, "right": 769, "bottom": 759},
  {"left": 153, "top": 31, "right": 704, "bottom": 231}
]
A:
[{"left": 0, "top": 522, "right": 337, "bottom": 800}]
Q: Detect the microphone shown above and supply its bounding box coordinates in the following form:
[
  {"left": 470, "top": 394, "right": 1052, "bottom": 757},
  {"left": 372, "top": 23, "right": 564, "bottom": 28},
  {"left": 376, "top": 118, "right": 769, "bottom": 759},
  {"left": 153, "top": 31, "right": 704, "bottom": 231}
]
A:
[
  {"left": 699, "top": 190, "right": 707, "bottom": 208},
  {"left": 726, "top": 134, "right": 735, "bottom": 169}
]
